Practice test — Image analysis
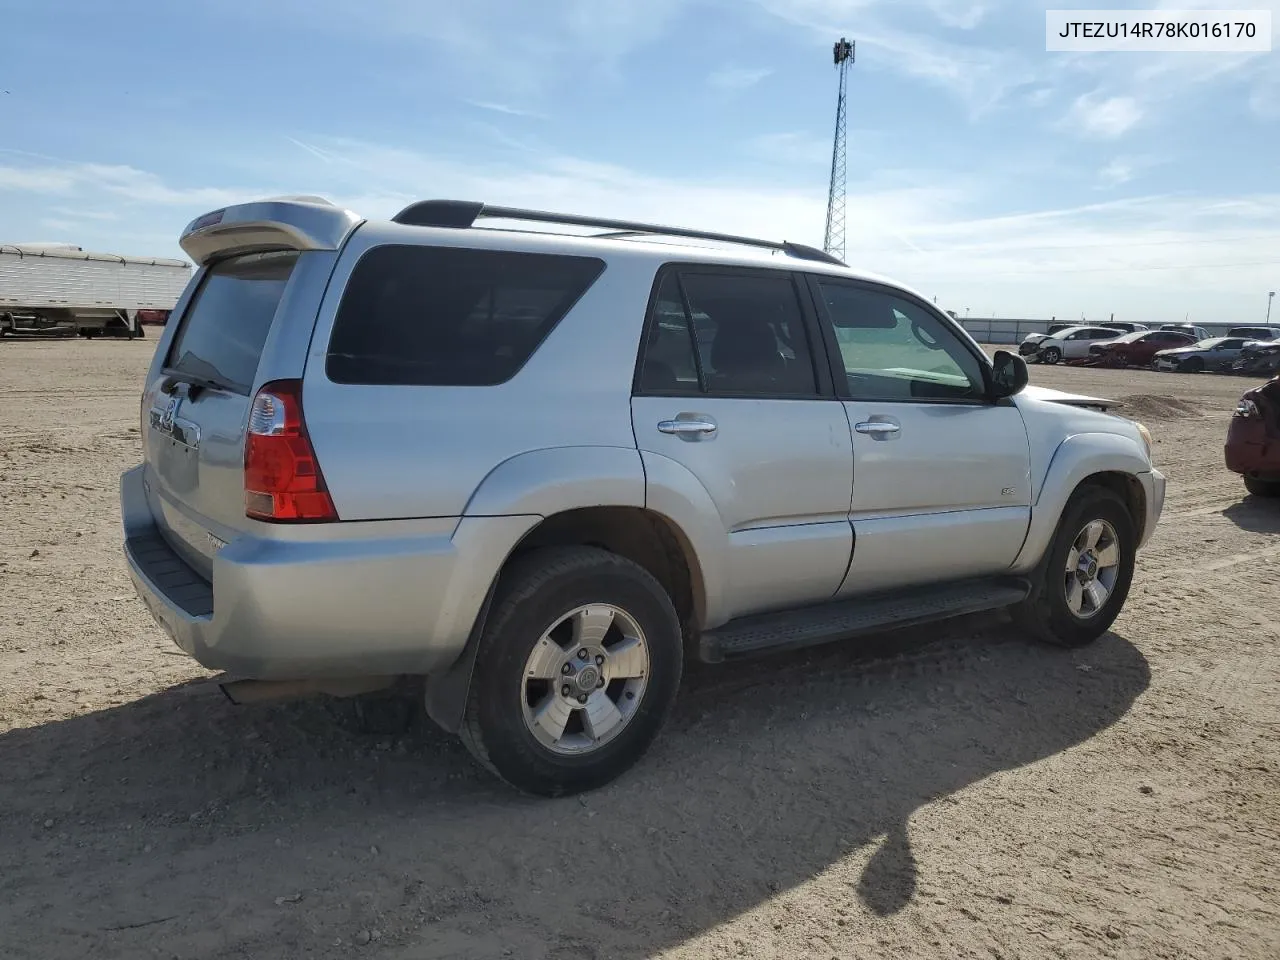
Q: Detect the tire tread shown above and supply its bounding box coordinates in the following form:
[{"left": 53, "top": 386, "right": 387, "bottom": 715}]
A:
[{"left": 459, "top": 546, "right": 681, "bottom": 795}]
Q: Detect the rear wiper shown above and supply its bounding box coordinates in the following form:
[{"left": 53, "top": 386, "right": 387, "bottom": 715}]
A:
[{"left": 160, "top": 370, "right": 236, "bottom": 398}]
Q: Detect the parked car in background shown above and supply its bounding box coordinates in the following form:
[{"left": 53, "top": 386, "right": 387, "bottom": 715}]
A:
[
  {"left": 1153, "top": 337, "right": 1251, "bottom": 373},
  {"left": 1096, "top": 321, "right": 1149, "bottom": 334},
  {"left": 1225, "top": 376, "right": 1280, "bottom": 497},
  {"left": 1018, "top": 322, "right": 1075, "bottom": 358},
  {"left": 1027, "top": 325, "right": 1123, "bottom": 364},
  {"left": 1089, "top": 330, "right": 1196, "bottom": 367},
  {"left": 1232, "top": 339, "right": 1280, "bottom": 376},
  {"left": 1159, "top": 323, "right": 1211, "bottom": 341},
  {"left": 1226, "top": 326, "right": 1279, "bottom": 341}
]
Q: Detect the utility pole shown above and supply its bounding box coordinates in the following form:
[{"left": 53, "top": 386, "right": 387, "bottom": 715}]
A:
[
  {"left": 823, "top": 38, "right": 854, "bottom": 261},
  {"left": 1268, "top": 291, "right": 1275, "bottom": 324}
]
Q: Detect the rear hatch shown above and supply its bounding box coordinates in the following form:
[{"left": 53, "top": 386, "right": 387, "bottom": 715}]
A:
[{"left": 142, "top": 250, "right": 300, "bottom": 579}]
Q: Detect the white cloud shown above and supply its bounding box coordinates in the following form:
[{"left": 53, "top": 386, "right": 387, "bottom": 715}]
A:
[
  {"left": 0, "top": 166, "right": 77, "bottom": 193},
  {"left": 1063, "top": 93, "right": 1142, "bottom": 139},
  {"left": 923, "top": 0, "right": 988, "bottom": 29},
  {"left": 1099, "top": 160, "right": 1133, "bottom": 187},
  {"left": 37, "top": 218, "right": 78, "bottom": 235},
  {"left": 49, "top": 205, "right": 118, "bottom": 221},
  {"left": 749, "top": 131, "right": 831, "bottom": 165},
  {"left": 709, "top": 65, "right": 775, "bottom": 91},
  {"left": 465, "top": 99, "right": 548, "bottom": 119},
  {"left": 752, "top": 0, "right": 1033, "bottom": 113},
  {"left": 5, "top": 138, "right": 1280, "bottom": 323}
]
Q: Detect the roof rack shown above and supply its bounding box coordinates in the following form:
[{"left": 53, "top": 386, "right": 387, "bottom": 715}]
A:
[{"left": 390, "top": 199, "right": 847, "bottom": 267}]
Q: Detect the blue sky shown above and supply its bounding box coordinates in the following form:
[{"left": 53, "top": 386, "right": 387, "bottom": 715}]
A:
[{"left": 2, "top": 0, "right": 1278, "bottom": 324}]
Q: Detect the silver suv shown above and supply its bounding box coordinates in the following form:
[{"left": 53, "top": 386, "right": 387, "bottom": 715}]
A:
[{"left": 122, "top": 197, "right": 1166, "bottom": 796}]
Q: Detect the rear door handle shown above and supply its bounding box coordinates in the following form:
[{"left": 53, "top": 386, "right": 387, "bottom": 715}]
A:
[
  {"left": 854, "top": 420, "right": 900, "bottom": 438},
  {"left": 658, "top": 417, "right": 718, "bottom": 438}
]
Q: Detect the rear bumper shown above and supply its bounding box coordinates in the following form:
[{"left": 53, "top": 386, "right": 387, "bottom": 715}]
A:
[{"left": 120, "top": 465, "right": 539, "bottom": 680}]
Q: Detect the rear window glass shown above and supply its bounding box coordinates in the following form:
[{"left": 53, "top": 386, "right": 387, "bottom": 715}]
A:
[
  {"left": 325, "top": 245, "right": 605, "bottom": 386},
  {"left": 165, "top": 251, "right": 298, "bottom": 395}
]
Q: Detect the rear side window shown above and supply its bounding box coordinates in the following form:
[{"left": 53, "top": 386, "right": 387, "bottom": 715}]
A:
[
  {"left": 325, "top": 245, "right": 605, "bottom": 386},
  {"left": 636, "top": 270, "right": 818, "bottom": 397},
  {"left": 165, "top": 251, "right": 298, "bottom": 395}
]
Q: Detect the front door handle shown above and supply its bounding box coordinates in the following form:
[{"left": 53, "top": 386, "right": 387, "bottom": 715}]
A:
[
  {"left": 854, "top": 420, "right": 900, "bottom": 438},
  {"left": 658, "top": 417, "right": 718, "bottom": 438}
]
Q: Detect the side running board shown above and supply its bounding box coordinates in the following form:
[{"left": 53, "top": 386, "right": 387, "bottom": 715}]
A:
[{"left": 697, "top": 577, "right": 1032, "bottom": 663}]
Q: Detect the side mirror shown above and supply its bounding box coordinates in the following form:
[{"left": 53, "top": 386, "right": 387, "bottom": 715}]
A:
[{"left": 991, "top": 349, "right": 1029, "bottom": 399}]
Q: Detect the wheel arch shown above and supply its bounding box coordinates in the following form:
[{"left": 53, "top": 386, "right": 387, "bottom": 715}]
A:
[
  {"left": 425, "top": 503, "right": 709, "bottom": 734},
  {"left": 1012, "top": 432, "right": 1152, "bottom": 575}
]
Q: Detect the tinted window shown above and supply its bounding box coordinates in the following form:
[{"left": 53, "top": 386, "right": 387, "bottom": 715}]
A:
[
  {"left": 326, "top": 245, "right": 605, "bottom": 386},
  {"left": 165, "top": 251, "right": 298, "bottom": 395},
  {"left": 637, "top": 273, "right": 701, "bottom": 393},
  {"left": 816, "top": 281, "right": 985, "bottom": 401},
  {"left": 644, "top": 272, "right": 818, "bottom": 396}
]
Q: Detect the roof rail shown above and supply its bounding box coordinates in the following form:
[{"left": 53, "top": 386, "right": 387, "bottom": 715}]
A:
[{"left": 390, "top": 199, "right": 847, "bottom": 267}]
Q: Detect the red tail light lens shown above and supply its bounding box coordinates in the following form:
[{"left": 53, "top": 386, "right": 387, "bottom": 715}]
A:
[{"left": 244, "top": 379, "right": 338, "bottom": 522}]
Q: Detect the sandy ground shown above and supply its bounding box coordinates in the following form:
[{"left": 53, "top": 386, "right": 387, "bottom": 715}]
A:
[{"left": 1, "top": 338, "right": 1278, "bottom": 960}]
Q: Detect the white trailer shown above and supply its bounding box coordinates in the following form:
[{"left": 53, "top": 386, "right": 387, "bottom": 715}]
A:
[{"left": 0, "top": 243, "right": 193, "bottom": 339}]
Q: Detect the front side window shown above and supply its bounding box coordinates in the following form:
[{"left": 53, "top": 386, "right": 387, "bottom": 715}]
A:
[
  {"left": 815, "top": 280, "right": 985, "bottom": 402},
  {"left": 326, "top": 245, "right": 605, "bottom": 386}
]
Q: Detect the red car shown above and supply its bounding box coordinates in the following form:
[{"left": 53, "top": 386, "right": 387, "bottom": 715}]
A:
[
  {"left": 1225, "top": 376, "right": 1280, "bottom": 497},
  {"left": 1090, "top": 329, "right": 1196, "bottom": 366}
]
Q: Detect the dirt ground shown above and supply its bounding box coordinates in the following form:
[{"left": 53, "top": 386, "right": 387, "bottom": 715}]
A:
[{"left": 1, "top": 338, "right": 1277, "bottom": 960}]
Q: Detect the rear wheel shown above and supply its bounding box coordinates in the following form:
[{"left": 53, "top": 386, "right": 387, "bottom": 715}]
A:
[
  {"left": 1182, "top": 357, "right": 1204, "bottom": 373},
  {"left": 460, "top": 546, "right": 683, "bottom": 796},
  {"left": 1013, "top": 486, "right": 1135, "bottom": 648},
  {"left": 1041, "top": 347, "right": 1062, "bottom": 365},
  {"left": 1244, "top": 477, "right": 1280, "bottom": 498}
]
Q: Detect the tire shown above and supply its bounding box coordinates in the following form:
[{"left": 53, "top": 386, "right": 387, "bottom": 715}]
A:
[
  {"left": 1041, "top": 347, "right": 1062, "bottom": 365},
  {"left": 1244, "top": 477, "right": 1280, "bottom": 497},
  {"left": 1012, "top": 486, "right": 1136, "bottom": 648},
  {"left": 1182, "top": 357, "right": 1203, "bottom": 373},
  {"left": 460, "top": 546, "right": 683, "bottom": 796}
]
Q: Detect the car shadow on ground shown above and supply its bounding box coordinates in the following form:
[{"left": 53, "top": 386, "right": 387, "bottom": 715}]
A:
[
  {"left": 1222, "top": 496, "right": 1280, "bottom": 534},
  {"left": 0, "top": 615, "right": 1149, "bottom": 960}
]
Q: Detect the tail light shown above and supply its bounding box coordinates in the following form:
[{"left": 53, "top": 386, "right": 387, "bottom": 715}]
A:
[{"left": 244, "top": 379, "right": 338, "bottom": 522}]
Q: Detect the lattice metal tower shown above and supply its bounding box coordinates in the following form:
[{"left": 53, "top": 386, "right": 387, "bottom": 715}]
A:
[{"left": 823, "top": 38, "right": 854, "bottom": 260}]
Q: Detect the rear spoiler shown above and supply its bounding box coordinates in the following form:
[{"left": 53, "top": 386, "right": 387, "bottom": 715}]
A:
[{"left": 180, "top": 196, "right": 362, "bottom": 266}]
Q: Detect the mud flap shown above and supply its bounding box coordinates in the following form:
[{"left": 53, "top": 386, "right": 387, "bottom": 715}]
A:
[{"left": 423, "top": 580, "right": 498, "bottom": 734}]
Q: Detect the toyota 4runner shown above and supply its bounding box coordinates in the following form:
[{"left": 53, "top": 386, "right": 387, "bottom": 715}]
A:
[{"left": 122, "top": 197, "right": 1166, "bottom": 796}]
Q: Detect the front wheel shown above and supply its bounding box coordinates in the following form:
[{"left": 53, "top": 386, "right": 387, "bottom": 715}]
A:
[
  {"left": 1012, "top": 486, "right": 1136, "bottom": 648},
  {"left": 460, "top": 546, "right": 683, "bottom": 796},
  {"left": 1182, "top": 357, "right": 1204, "bottom": 373},
  {"left": 1244, "top": 477, "right": 1280, "bottom": 498},
  {"left": 1041, "top": 346, "right": 1062, "bottom": 365}
]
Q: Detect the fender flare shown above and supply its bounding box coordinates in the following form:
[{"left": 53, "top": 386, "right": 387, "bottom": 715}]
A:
[
  {"left": 426, "top": 446, "right": 724, "bottom": 732},
  {"left": 1011, "top": 431, "right": 1151, "bottom": 573},
  {"left": 462, "top": 445, "right": 645, "bottom": 516}
]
